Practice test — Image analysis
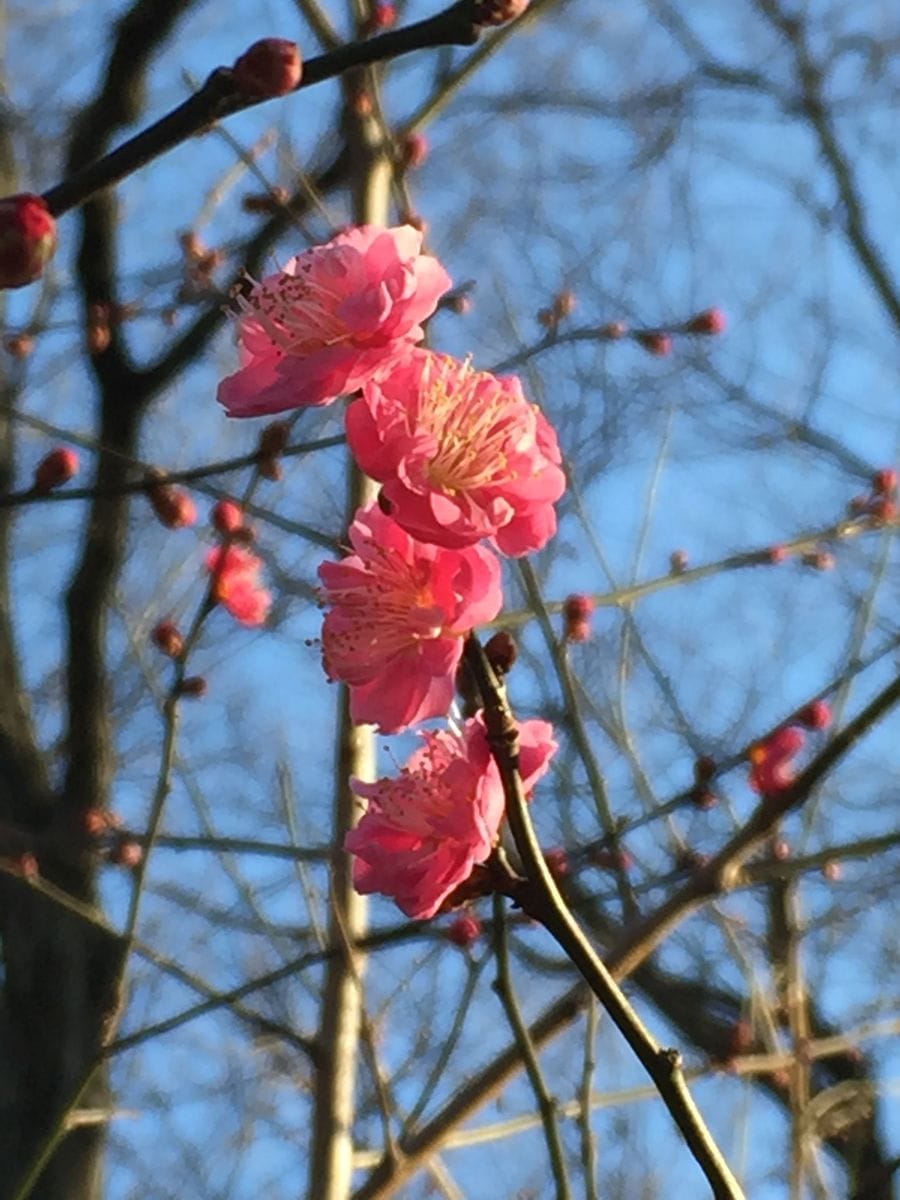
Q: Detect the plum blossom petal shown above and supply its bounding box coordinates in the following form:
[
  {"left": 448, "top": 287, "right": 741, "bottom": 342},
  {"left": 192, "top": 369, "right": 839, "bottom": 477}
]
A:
[
  {"left": 318, "top": 504, "right": 503, "bottom": 732},
  {"left": 346, "top": 350, "right": 566, "bottom": 554},
  {"left": 345, "top": 716, "right": 557, "bottom": 918},
  {"left": 218, "top": 225, "right": 452, "bottom": 417}
]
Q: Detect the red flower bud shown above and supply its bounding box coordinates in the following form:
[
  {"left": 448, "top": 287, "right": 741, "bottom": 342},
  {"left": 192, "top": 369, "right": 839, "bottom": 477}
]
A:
[
  {"left": 563, "top": 593, "right": 595, "bottom": 642},
  {"left": 872, "top": 468, "right": 897, "bottom": 497},
  {"left": 152, "top": 620, "right": 184, "bottom": 659},
  {"left": 232, "top": 39, "right": 302, "bottom": 98},
  {"left": 802, "top": 549, "right": 834, "bottom": 571},
  {"left": 5, "top": 333, "right": 35, "bottom": 359},
  {"left": 692, "top": 788, "right": 719, "bottom": 811},
  {"left": 765, "top": 544, "right": 788, "bottom": 564},
  {"left": 446, "top": 913, "right": 482, "bottom": 948},
  {"left": 33, "top": 447, "right": 79, "bottom": 492},
  {"left": 110, "top": 838, "right": 143, "bottom": 868},
  {"left": 472, "top": 0, "right": 530, "bottom": 25},
  {"left": 870, "top": 497, "right": 897, "bottom": 525},
  {"left": 148, "top": 485, "right": 197, "bottom": 529},
  {"left": 599, "top": 320, "right": 629, "bottom": 339},
  {"left": 685, "top": 307, "right": 727, "bottom": 335},
  {"left": 212, "top": 498, "right": 245, "bottom": 535},
  {"left": 365, "top": 2, "right": 396, "bottom": 33},
  {"left": 0, "top": 193, "right": 57, "bottom": 289},
  {"left": 796, "top": 699, "right": 831, "bottom": 730},
  {"left": 402, "top": 132, "right": 430, "bottom": 170},
  {"left": 178, "top": 676, "right": 208, "bottom": 698},
  {"left": 543, "top": 847, "right": 570, "bottom": 881},
  {"left": 636, "top": 331, "right": 673, "bottom": 357}
]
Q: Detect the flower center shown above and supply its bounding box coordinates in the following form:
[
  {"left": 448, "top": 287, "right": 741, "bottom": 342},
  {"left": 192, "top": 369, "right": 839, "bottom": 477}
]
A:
[
  {"left": 415, "top": 359, "right": 525, "bottom": 493},
  {"left": 237, "top": 265, "right": 352, "bottom": 357}
]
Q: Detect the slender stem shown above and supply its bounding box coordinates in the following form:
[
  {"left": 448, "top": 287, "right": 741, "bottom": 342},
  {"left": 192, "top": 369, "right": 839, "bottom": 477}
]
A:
[
  {"left": 492, "top": 893, "right": 573, "bottom": 1200},
  {"left": 465, "top": 637, "right": 745, "bottom": 1199},
  {"left": 40, "top": 3, "right": 479, "bottom": 217}
]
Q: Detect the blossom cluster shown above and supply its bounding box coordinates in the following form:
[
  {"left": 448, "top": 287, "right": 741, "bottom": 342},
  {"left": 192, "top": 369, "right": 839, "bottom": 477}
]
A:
[{"left": 218, "top": 224, "right": 563, "bottom": 917}]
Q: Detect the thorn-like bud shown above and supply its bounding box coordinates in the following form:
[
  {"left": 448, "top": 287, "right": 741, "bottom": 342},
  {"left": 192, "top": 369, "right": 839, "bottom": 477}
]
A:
[
  {"left": 472, "top": 0, "right": 530, "bottom": 26},
  {"left": 232, "top": 39, "right": 302, "bottom": 98},
  {"left": 484, "top": 630, "right": 517, "bottom": 676},
  {"left": 563, "top": 593, "right": 595, "bottom": 642},
  {"left": 685, "top": 307, "right": 727, "bottom": 335},
  {"left": 0, "top": 193, "right": 57, "bottom": 289},
  {"left": 152, "top": 620, "right": 184, "bottom": 659},
  {"left": 33, "top": 447, "right": 79, "bottom": 492}
]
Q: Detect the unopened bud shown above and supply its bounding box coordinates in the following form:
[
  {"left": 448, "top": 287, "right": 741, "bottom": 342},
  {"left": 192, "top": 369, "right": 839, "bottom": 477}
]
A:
[
  {"left": 401, "top": 132, "right": 429, "bottom": 170},
  {"left": 872, "top": 468, "right": 897, "bottom": 497},
  {"left": 148, "top": 484, "right": 197, "bottom": 529},
  {"left": 446, "top": 913, "right": 482, "bottom": 948},
  {"left": 5, "top": 333, "right": 35, "bottom": 359},
  {"left": 599, "top": 320, "right": 629, "bottom": 339},
  {"left": 694, "top": 755, "right": 716, "bottom": 783},
  {"left": 765, "top": 544, "right": 788, "bottom": 564},
  {"left": 802, "top": 548, "right": 835, "bottom": 571},
  {"left": 669, "top": 548, "right": 689, "bottom": 574},
  {"left": 870, "top": 497, "right": 897, "bottom": 525},
  {"left": 543, "top": 847, "right": 569, "bottom": 881},
  {"left": 259, "top": 420, "right": 290, "bottom": 458},
  {"left": 0, "top": 193, "right": 57, "bottom": 289},
  {"left": 563, "top": 593, "right": 595, "bottom": 642},
  {"left": 552, "top": 289, "right": 576, "bottom": 320},
  {"left": 447, "top": 293, "right": 472, "bottom": 315},
  {"left": 33, "top": 447, "right": 79, "bottom": 492},
  {"left": 212, "top": 498, "right": 245, "bottom": 535},
  {"left": 685, "top": 307, "right": 727, "bottom": 335},
  {"left": 472, "top": 0, "right": 530, "bottom": 25},
  {"left": 636, "top": 331, "right": 673, "bottom": 357},
  {"left": 232, "top": 39, "right": 302, "bottom": 98},
  {"left": 178, "top": 676, "right": 208, "bottom": 698},
  {"left": 152, "top": 620, "right": 184, "bottom": 659},
  {"left": 484, "top": 630, "right": 517, "bottom": 676},
  {"left": 796, "top": 699, "right": 831, "bottom": 730},
  {"left": 692, "top": 788, "right": 718, "bottom": 811},
  {"left": 110, "top": 838, "right": 143, "bottom": 868},
  {"left": 365, "top": 2, "right": 397, "bottom": 34}
]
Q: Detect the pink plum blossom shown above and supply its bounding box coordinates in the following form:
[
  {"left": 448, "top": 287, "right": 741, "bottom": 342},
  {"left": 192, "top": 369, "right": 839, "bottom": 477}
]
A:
[
  {"left": 206, "top": 544, "right": 272, "bottom": 626},
  {"left": 748, "top": 726, "right": 805, "bottom": 794},
  {"left": 318, "top": 504, "right": 502, "bottom": 732},
  {"left": 346, "top": 716, "right": 557, "bottom": 918},
  {"left": 218, "top": 225, "right": 451, "bottom": 417},
  {"left": 346, "top": 350, "right": 566, "bottom": 555}
]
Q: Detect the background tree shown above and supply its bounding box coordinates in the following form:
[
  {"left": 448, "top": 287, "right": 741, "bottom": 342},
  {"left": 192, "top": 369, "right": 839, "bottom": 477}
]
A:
[{"left": 0, "top": 1, "right": 897, "bottom": 1198}]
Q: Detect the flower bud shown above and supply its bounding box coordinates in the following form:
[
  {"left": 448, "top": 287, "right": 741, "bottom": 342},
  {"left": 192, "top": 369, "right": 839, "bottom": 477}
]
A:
[
  {"left": 178, "top": 676, "right": 208, "bottom": 698},
  {"left": 669, "top": 548, "right": 689, "bottom": 574},
  {"left": 636, "top": 331, "right": 673, "bottom": 357},
  {"left": 552, "top": 289, "right": 576, "bottom": 320},
  {"left": 33, "top": 447, "right": 79, "bottom": 492},
  {"left": 563, "top": 593, "right": 595, "bottom": 642},
  {"left": 152, "top": 620, "right": 184, "bottom": 659},
  {"left": 109, "top": 838, "right": 143, "bottom": 868},
  {"left": 802, "top": 549, "right": 834, "bottom": 571},
  {"left": 692, "top": 788, "right": 718, "bottom": 811},
  {"left": 685, "top": 307, "right": 727, "bottom": 335},
  {"left": 365, "top": 3, "right": 396, "bottom": 33},
  {"left": 232, "top": 39, "right": 302, "bottom": 98},
  {"left": 543, "top": 847, "right": 570, "bottom": 881},
  {"left": 484, "top": 630, "right": 517, "bottom": 676},
  {"left": 872, "top": 468, "right": 897, "bottom": 497},
  {"left": 5, "top": 333, "right": 35, "bottom": 359},
  {"left": 869, "top": 497, "right": 897, "bottom": 525},
  {"left": 0, "top": 193, "right": 57, "bottom": 289},
  {"left": 148, "top": 484, "right": 197, "bottom": 529},
  {"left": 599, "top": 320, "right": 629, "bottom": 339},
  {"left": 212, "top": 498, "right": 245, "bottom": 535},
  {"left": 694, "top": 754, "right": 716, "bottom": 783},
  {"left": 765, "top": 544, "right": 788, "bottom": 564},
  {"left": 796, "top": 699, "right": 831, "bottom": 730},
  {"left": 446, "top": 913, "right": 482, "bottom": 948},
  {"left": 402, "top": 132, "right": 429, "bottom": 170},
  {"left": 33, "top": 446, "right": 79, "bottom": 492},
  {"left": 472, "top": 0, "right": 530, "bottom": 25},
  {"left": 590, "top": 844, "right": 633, "bottom": 871}
]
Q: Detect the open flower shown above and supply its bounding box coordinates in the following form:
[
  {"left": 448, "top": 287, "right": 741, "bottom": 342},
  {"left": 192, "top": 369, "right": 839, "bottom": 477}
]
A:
[
  {"left": 218, "top": 225, "right": 451, "bottom": 417},
  {"left": 748, "top": 726, "right": 805, "bottom": 794},
  {"left": 319, "top": 504, "right": 502, "bottom": 732},
  {"left": 346, "top": 350, "right": 566, "bottom": 555},
  {"left": 206, "top": 544, "right": 271, "bottom": 626},
  {"left": 346, "top": 716, "right": 557, "bottom": 918}
]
